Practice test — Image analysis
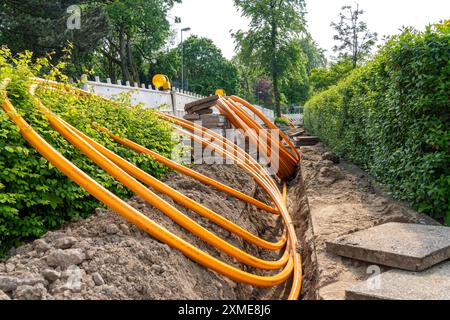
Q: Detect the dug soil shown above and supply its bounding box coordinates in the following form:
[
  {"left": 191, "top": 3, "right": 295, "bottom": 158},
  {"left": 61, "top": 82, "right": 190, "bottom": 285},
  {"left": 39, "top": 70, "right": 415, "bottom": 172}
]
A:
[
  {"left": 0, "top": 142, "right": 436, "bottom": 301},
  {"left": 300, "top": 143, "right": 438, "bottom": 300},
  {"left": 0, "top": 164, "right": 301, "bottom": 300}
]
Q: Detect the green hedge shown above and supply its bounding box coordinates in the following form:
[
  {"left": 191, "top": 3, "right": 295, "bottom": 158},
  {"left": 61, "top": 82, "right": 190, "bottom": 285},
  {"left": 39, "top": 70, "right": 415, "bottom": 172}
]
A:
[
  {"left": 0, "top": 49, "right": 179, "bottom": 256},
  {"left": 274, "top": 117, "right": 291, "bottom": 126},
  {"left": 304, "top": 22, "right": 450, "bottom": 225}
]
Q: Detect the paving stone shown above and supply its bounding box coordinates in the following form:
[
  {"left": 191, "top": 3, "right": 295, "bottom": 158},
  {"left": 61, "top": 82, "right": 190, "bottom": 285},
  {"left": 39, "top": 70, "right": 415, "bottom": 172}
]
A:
[
  {"left": 294, "top": 136, "right": 320, "bottom": 147},
  {"left": 346, "top": 261, "right": 450, "bottom": 300},
  {"left": 183, "top": 113, "right": 200, "bottom": 121},
  {"left": 327, "top": 223, "right": 450, "bottom": 271},
  {"left": 185, "top": 95, "right": 219, "bottom": 112}
]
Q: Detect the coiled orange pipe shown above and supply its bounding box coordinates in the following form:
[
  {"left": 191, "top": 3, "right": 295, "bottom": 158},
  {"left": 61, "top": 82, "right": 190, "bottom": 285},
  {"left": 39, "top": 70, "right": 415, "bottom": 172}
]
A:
[{"left": 2, "top": 79, "right": 303, "bottom": 299}]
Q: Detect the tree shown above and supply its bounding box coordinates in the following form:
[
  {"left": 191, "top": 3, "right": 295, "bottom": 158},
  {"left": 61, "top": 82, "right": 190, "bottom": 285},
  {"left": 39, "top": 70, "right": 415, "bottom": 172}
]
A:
[
  {"left": 331, "top": 4, "right": 378, "bottom": 68},
  {"left": 100, "top": 0, "right": 181, "bottom": 84},
  {"left": 254, "top": 76, "right": 273, "bottom": 106},
  {"left": 299, "top": 35, "right": 327, "bottom": 75},
  {"left": 0, "top": 1, "right": 180, "bottom": 81},
  {"left": 151, "top": 48, "right": 180, "bottom": 82},
  {"left": 0, "top": 0, "right": 110, "bottom": 76},
  {"left": 280, "top": 39, "right": 311, "bottom": 106},
  {"left": 232, "top": 41, "right": 262, "bottom": 103},
  {"left": 233, "top": 0, "right": 307, "bottom": 117},
  {"left": 153, "top": 36, "right": 239, "bottom": 96},
  {"left": 308, "top": 58, "right": 354, "bottom": 93}
]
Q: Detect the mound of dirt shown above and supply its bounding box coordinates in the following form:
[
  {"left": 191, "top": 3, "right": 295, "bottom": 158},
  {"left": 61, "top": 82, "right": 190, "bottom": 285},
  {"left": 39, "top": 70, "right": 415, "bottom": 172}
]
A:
[{"left": 0, "top": 165, "right": 293, "bottom": 300}]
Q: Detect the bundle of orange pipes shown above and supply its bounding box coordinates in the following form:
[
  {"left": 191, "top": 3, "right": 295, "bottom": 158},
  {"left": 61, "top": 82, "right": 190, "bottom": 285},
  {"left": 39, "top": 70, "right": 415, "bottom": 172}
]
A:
[{"left": 1, "top": 79, "right": 303, "bottom": 300}]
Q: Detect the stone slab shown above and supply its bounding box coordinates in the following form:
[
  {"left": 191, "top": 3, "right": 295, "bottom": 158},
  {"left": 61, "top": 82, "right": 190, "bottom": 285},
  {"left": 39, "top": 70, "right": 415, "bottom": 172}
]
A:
[
  {"left": 195, "top": 108, "right": 213, "bottom": 115},
  {"left": 289, "top": 129, "right": 306, "bottom": 138},
  {"left": 346, "top": 261, "right": 450, "bottom": 300},
  {"left": 327, "top": 223, "right": 450, "bottom": 271},
  {"left": 183, "top": 114, "right": 200, "bottom": 121},
  {"left": 185, "top": 95, "right": 219, "bottom": 112},
  {"left": 294, "top": 136, "right": 320, "bottom": 147}
]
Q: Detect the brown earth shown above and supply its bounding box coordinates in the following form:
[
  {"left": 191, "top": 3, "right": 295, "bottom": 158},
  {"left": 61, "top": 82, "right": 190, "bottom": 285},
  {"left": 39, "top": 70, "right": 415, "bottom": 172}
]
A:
[
  {"left": 0, "top": 164, "right": 298, "bottom": 300},
  {"left": 300, "top": 143, "right": 438, "bottom": 300},
  {"left": 0, "top": 140, "right": 434, "bottom": 301}
]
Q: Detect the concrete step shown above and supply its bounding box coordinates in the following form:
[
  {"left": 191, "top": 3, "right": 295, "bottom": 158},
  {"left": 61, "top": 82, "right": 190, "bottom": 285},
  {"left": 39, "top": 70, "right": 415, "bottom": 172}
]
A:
[
  {"left": 294, "top": 136, "right": 320, "bottom": 147},
  {"left": 289, "top": 129, "right": 306, "bottom": 138},
  {"left": 346, "top": 261, "right": 450, "bottom": 300},
  {"left": 327, "top": 222, "right": 450, "bottom": 271}
]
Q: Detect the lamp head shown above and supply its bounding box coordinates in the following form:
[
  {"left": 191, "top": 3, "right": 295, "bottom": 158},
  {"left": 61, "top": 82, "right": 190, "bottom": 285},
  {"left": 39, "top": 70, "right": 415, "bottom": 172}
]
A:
[{"left": 152, "top": 74, "right": 171, "bottom": 91}]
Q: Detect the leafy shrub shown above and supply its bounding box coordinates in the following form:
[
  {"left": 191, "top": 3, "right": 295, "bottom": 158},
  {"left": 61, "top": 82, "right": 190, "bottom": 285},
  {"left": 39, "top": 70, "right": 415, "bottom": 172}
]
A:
[
  {"left": 274, "top": 117, "right": 291, "bottom": 126},
  {"left": 304, "top": 21, "right": 450, "bottom": 225},
  {"left": 308, "top": 58, "right": 354, "bottom": 94},
  {"left": 0, "top": 48, "right": 179, "bottom": 256}
]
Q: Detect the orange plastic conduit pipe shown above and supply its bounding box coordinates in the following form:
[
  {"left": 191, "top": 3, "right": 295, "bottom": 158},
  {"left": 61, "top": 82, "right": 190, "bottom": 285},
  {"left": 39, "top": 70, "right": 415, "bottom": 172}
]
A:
[
  {"left": 25, "top": 80, "right": 303, "bottom": 299},
  {"left": 217, "top": 97, "right": 298, "bottom": 180},
  {"left": 30, "top": 96, "right": 289, "bottom": 271},
  {"left": 1, "top": 94, "right": 298, "bottom": 292},
  {"left": 214, "top": 98, "right": 294, "bottom": 179},
  {"left": 61, "top": 118, "right": 288, "bottom": 252}
]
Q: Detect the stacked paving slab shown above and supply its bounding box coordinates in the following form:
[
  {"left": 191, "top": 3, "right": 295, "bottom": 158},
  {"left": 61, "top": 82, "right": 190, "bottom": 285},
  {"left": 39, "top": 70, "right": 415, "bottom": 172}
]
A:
[
  {"left": 326, "top": 222, "right": 450, "bottom": 300},
  {"left": 183, "top": 96, "right": 232, "bottom": 164},
  {"left": 184, "top": 95, "right": 231, "bottom": 131}
]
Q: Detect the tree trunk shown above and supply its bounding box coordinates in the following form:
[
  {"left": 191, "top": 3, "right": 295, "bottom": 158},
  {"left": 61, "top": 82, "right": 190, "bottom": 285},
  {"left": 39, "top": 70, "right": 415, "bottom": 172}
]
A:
[
  {"left": 126, "top": 38, "right": 139, "bottom": 84},
  {"left": 352, "top": 6, "right": 359, "bottom": 68},
  {"left": 272, "top": 70, "right": 281, "bottom": 118},
  {"left": 270, "top": 4, "right": 281, "bottom": 118},
  {"left": 108, "top": 56, "right": 116, "bottom": 83},
  {"left": 118, "top": 26, "right": 132, "bottom": 82}
]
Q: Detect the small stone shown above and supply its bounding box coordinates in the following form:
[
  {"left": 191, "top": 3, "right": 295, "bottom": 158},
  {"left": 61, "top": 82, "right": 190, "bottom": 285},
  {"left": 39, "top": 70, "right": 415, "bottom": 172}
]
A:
[
  {"left": 92, "top": 273, "right": 105, "bottom": 286},
  {"left": 54, "top": 237, "right": 77, "bottom": 249},
  {"left": 46, "top": 249, "right": 86, "bottom": 269},
  {"left": 101, "top": 285, "right": 116, "bottom": 296},
  {"left": 85, "top": 249, "right": 96, "bottom": 260},
  {"left": 105, "top": 224, "right": 120, "bottom": 235},
  {"left": 161, "top": 245, "right": 171, "bottom": 254},
  {"left": 322, "top": 152, "right": 340, "bottom": 164},
  {"left": 19, "top": 273, "right": 46, "bottom": 286},
  {"left": 34, "top": 239, "right": 51, "bottom": 252},
  {"left": 5, "top": 263, "right": 15, "bottom": 273},
  {"left": 321, "top": 160, "right": 334, "bottom": 167},
  {"left": 319, "top": 166, "right": 344, "bottom": 182},
  {"left": 42, "top": 269, "right": 61, "bottom": 282},
  {"left": 0, "top": 276, "right": 19, "bottom": 292},
  {"left": 13, "top": 284, "right": 47, "bottom": 300},
  {"left": 0, "top": 290, "right": 10, "bottom": 300},
  {"left": 95, "top": 208, "right": 107, "bottom": 216},
  {"left": 119, "top": 224, "right": 130, "bottom": 235},
  {"left": 150, "top": 264, "right": 164, "bottom": 275}
]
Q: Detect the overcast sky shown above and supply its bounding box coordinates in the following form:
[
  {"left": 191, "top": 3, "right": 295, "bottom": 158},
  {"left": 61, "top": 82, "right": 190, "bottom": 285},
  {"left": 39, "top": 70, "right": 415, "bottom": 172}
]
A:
[{"left": 170, "top": 0, "right": 450, "bottom": 60}]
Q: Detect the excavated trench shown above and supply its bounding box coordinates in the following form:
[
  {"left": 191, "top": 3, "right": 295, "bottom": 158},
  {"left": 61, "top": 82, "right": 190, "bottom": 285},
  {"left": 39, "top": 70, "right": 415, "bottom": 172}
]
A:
[{"left": 0, "top": 163, "right": 318, "bottom": 300}]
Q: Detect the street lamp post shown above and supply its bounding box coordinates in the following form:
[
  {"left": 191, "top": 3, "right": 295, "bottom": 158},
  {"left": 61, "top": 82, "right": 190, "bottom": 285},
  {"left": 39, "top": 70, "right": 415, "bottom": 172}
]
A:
[{"left": 181, "top": 27, "right": 191, "bottom": 91}]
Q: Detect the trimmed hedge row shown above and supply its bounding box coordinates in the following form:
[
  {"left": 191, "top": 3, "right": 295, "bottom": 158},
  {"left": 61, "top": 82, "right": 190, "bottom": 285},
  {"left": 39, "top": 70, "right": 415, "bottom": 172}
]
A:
[
  {"left": 0, "top": 49, "right": 179, "bottom": 255},
  {"left": 304, "top": 22, "right": 450, "bottom": 225}
]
